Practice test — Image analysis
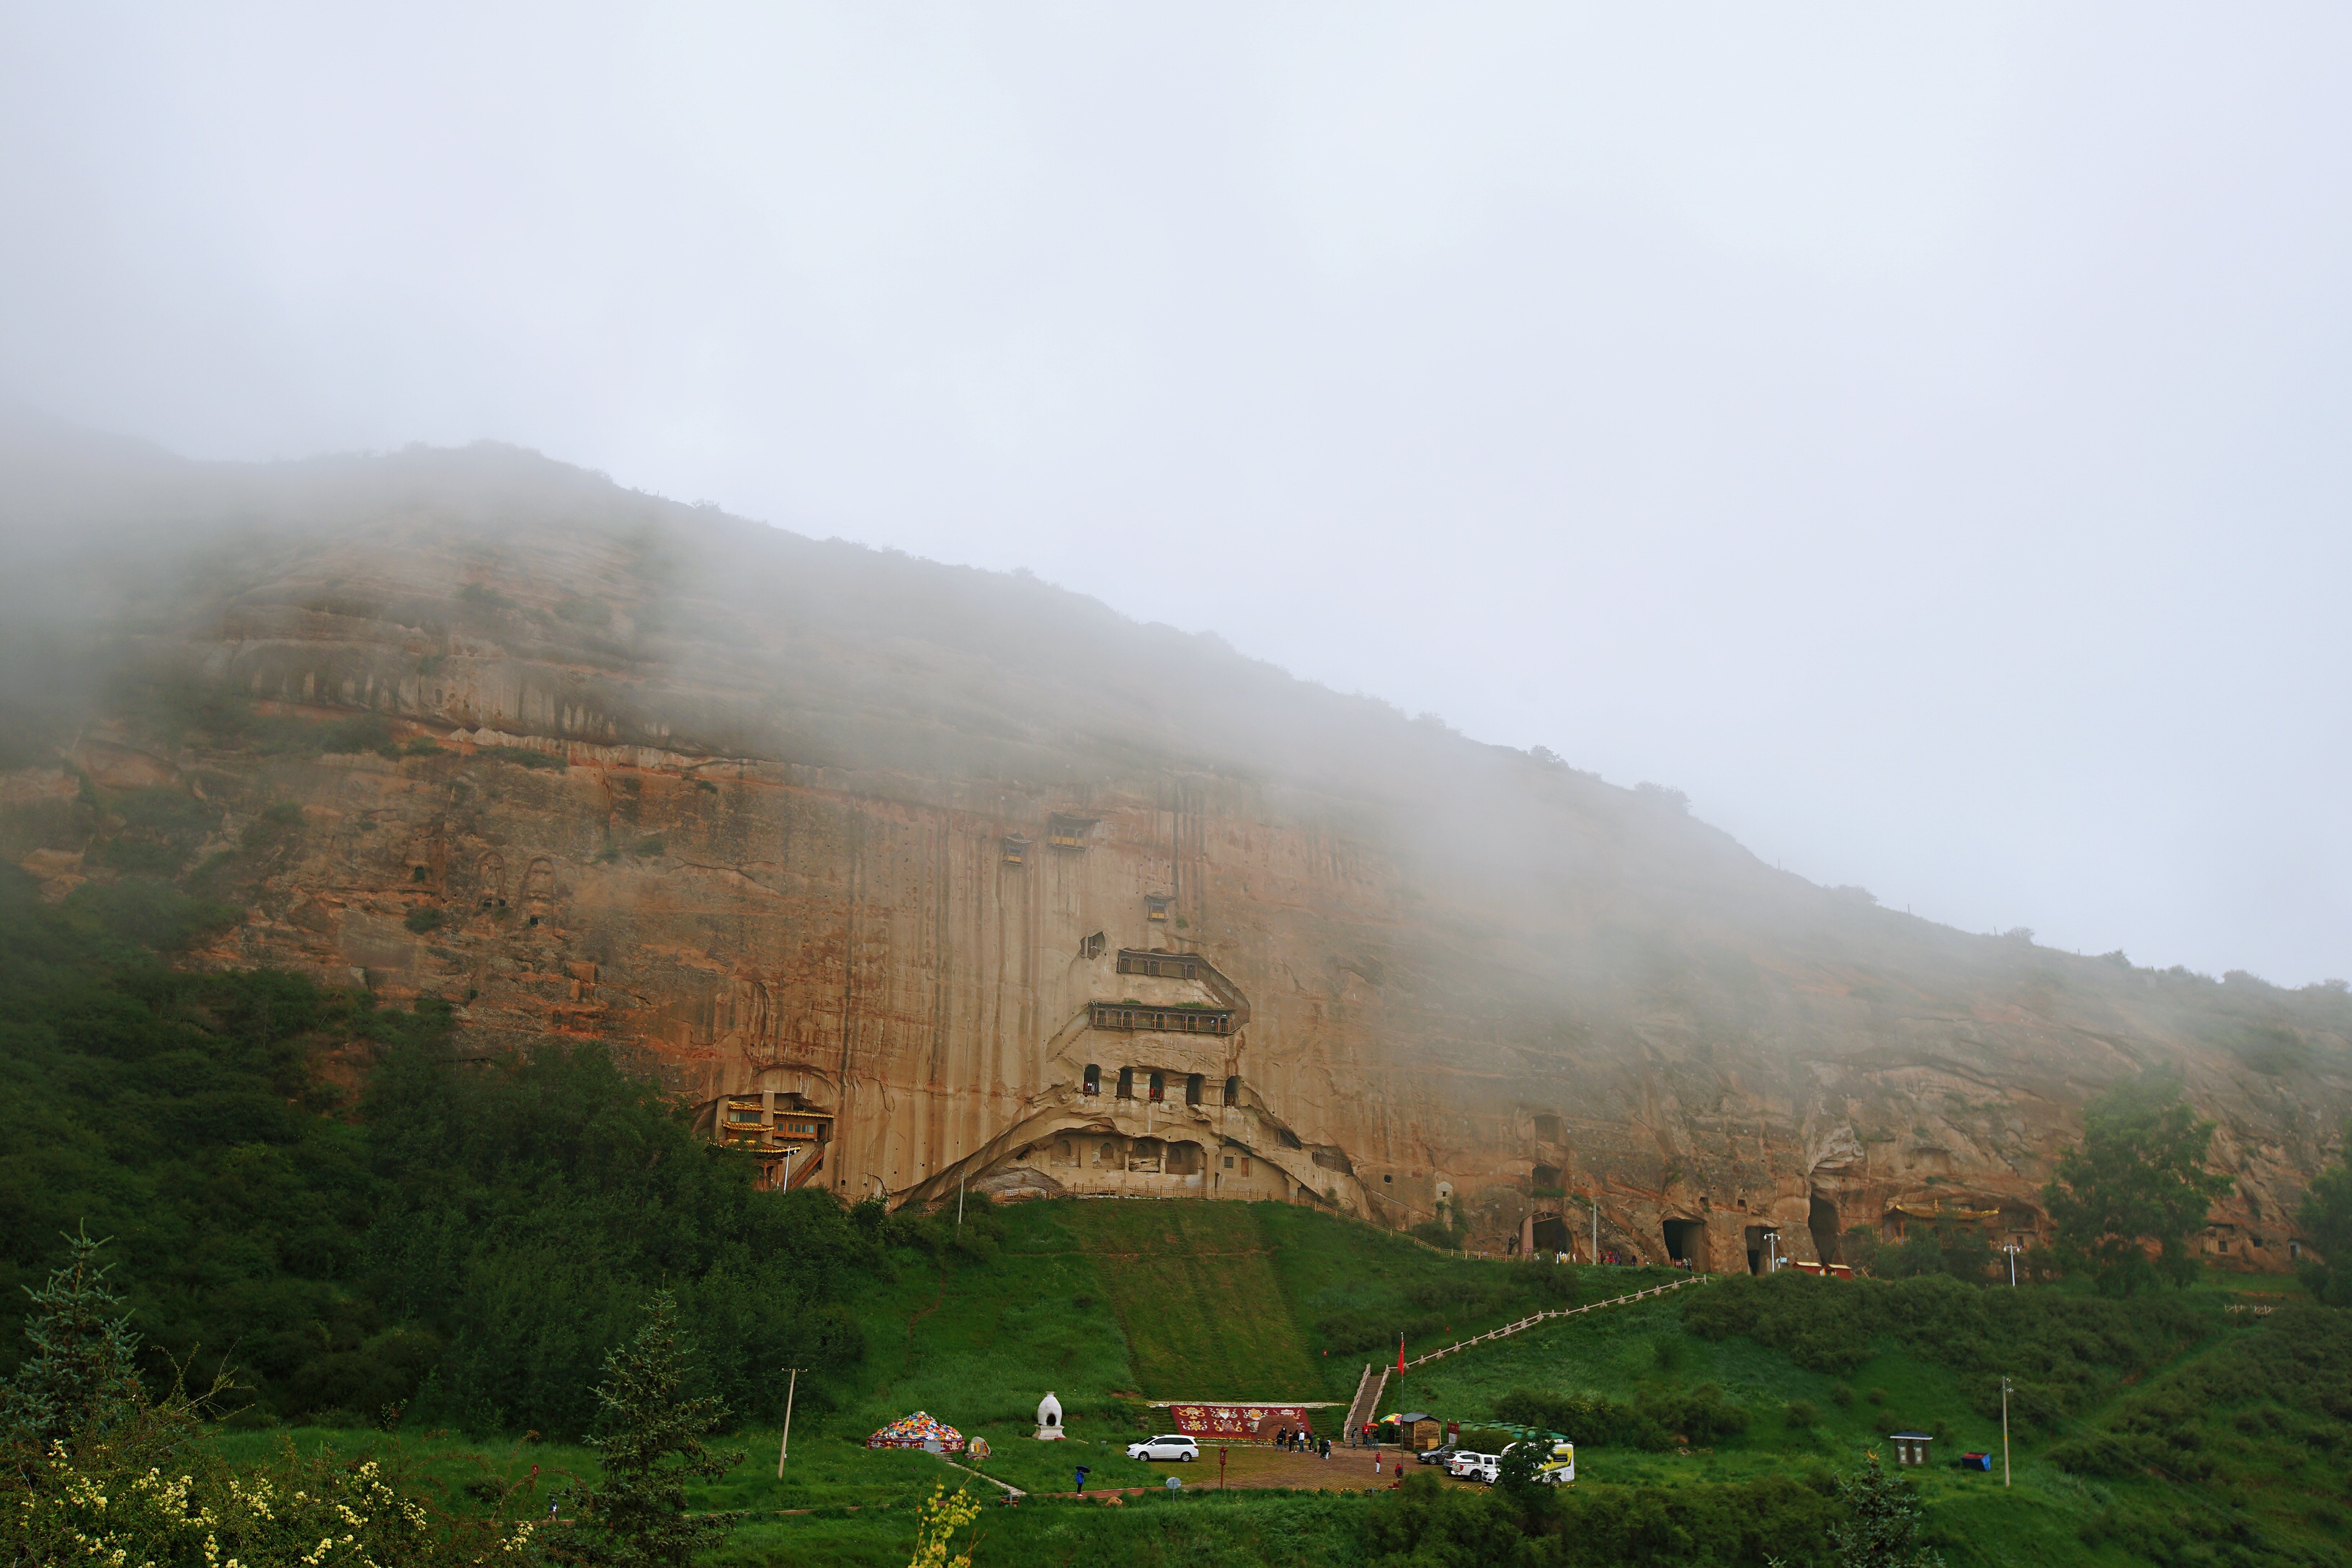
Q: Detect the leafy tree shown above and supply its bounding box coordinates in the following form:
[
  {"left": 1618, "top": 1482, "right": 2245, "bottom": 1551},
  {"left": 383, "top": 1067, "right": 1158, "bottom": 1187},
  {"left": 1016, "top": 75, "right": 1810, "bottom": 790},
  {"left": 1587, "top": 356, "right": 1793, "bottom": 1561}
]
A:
[
  {"left": 558, "top": 1291, "right": 743, "bottom": 1567},
  {"left": 1827, "top": 1449, "right": 1942, "bottom": 1568},
  {"left": 1494, "top": 1438, "right": 1546, "bottom": 1497},
  {"left": 1, "top": 1226, "right": 143, "bottom": 1446},
  {"left": 1838, "top": 1226, "right": 1881, "bottom": 1277},
  {"left": 2296, "top": 1121, "right": 2352, "bottom": 1306},
  {"left": 2043, "top": 1072, "right": 2234, "bottom": 1295}
]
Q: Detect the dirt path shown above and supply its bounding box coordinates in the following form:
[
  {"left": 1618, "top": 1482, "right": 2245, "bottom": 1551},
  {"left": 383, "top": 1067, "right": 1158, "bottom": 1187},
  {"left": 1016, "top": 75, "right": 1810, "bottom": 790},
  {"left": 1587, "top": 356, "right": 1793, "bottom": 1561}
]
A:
[{"left": 1090, "top": 1445, "right": 1476, "bottom": 1494}]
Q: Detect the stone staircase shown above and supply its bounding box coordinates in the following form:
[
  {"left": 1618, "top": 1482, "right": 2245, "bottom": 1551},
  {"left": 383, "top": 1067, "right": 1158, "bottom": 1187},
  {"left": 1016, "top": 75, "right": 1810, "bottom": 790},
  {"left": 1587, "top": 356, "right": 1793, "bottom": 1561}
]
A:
[{"left": 1342, "top": 1361, "right": 1388, "bottom": 1438}]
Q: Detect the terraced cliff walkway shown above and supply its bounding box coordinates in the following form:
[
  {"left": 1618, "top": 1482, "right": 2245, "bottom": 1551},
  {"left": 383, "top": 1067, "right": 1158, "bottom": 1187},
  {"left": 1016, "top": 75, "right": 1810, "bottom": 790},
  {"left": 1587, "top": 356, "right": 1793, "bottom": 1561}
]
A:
[{"left": 1342, "top": 1272, "right": 1712, "bottom": 1434}]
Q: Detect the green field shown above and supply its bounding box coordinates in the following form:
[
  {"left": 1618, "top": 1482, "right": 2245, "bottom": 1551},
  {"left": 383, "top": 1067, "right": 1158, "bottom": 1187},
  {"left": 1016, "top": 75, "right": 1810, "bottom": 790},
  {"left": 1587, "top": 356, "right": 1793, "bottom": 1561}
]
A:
[{"left": 182, "top": 1198, "right": 2351, "bottom": 1564}]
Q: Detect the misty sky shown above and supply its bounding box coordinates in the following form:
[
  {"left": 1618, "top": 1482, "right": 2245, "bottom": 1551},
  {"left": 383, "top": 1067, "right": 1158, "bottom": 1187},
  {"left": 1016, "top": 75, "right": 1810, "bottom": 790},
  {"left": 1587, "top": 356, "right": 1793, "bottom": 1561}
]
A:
[{"left": 2, "top": 5, "right": 2347, "bottom": 985}]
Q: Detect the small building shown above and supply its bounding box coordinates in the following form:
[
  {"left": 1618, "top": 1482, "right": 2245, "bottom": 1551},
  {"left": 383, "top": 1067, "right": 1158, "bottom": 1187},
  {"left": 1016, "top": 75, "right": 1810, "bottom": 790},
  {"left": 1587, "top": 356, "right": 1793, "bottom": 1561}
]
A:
[
  {"left": 697, "top": 1092, "right": 833, "bottom": 1190},
  {"left": 1396, "top": 1412, "right": 1443, "bottom": 1451},
  {"left": 1889, "top": 1431, "right": 1933, "bottom": 1467}
]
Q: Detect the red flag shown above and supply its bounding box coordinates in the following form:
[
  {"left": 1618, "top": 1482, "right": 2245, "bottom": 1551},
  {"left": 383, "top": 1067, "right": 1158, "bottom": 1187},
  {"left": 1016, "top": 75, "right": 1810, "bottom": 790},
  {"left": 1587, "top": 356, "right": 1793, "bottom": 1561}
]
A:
[{"left": 1395, "top": 1332, "right": 1405, "bottom": 1374}]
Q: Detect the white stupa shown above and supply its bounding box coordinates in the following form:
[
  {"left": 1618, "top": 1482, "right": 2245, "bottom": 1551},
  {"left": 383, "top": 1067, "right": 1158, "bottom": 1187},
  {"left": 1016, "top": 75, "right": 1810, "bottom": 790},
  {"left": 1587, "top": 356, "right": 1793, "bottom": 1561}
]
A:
[{"left": 1035, "top": 1391, "right": 1065, "bottom": 1441}]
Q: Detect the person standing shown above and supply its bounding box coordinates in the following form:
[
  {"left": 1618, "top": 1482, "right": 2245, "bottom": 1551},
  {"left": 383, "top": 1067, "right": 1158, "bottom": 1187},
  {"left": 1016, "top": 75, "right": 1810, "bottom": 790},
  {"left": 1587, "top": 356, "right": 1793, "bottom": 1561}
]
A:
[{"left": 1074, "top": 1464, "right": 1089, "bottom": 1494}]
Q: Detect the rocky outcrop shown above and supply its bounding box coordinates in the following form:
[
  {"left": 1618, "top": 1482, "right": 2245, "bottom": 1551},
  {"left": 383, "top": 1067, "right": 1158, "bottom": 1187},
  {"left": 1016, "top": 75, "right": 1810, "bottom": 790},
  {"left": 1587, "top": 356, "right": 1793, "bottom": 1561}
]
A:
[{"left": 3, "top": 440, "right": 2346, "bottom": 1275}]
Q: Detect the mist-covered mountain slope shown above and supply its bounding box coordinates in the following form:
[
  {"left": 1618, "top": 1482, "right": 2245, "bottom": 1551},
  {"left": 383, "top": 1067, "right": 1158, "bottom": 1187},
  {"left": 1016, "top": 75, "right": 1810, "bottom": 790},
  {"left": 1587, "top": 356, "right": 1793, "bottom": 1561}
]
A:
[{"left": 1, "top": 429, "right": 2344, "bottom": 1269}]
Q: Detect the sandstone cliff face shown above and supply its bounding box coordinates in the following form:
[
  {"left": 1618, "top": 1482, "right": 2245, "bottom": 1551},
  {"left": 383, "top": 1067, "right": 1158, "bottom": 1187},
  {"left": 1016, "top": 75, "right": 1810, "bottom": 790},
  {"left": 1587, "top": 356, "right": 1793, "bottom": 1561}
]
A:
[{"left": 4, "top": 441, "right": 2346, "bottom": 1274}]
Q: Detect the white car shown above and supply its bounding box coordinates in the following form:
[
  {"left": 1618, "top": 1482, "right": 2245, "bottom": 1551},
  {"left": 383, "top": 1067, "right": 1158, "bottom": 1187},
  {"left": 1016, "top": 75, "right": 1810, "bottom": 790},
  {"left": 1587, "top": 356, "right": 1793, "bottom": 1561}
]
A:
[
  {"left": 1126, "top": 1434, "right": 1200, "bottom": 1461},
  {"left": 1446, "top": 1451, "right": 1500, "bottom": 1481}
]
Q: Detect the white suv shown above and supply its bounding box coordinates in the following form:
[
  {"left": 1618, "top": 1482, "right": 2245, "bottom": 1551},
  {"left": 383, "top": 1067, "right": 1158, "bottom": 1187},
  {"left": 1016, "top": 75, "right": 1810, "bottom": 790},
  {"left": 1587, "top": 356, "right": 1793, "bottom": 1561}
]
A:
[
  {"left": 1126, "top": 1435, "right": 1200, "bottom": 1461},
  {"left": 1446, "top": 1451, "right": 1499, "bottom": 1482}
]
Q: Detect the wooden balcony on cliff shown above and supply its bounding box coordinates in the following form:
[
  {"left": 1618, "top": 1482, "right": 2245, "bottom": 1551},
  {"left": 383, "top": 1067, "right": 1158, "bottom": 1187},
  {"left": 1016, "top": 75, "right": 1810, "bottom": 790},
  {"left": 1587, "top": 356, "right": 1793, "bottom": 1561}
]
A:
[
  {"left": 1117, "top": 949, "right": 1203, "bottom": 981},
  {"left": 1047, "top": 814, "right": 1096, "bottom": 850},
  {"left": 1089, "top": 1000, "right": 1234, "bottom": 1035}
]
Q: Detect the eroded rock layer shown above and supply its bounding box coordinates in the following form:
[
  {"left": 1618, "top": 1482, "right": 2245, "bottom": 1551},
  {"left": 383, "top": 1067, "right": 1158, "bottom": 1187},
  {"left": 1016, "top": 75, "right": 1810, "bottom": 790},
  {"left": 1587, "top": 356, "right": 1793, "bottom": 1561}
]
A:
[{"left": 4, "top": 441, "right": 2346, "bottom": 1273}]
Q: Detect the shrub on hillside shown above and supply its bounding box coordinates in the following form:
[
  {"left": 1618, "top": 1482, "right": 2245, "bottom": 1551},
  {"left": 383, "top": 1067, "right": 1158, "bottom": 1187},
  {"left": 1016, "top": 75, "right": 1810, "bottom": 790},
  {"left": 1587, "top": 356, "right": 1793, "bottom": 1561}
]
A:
[
  {"left": 1683, "top": 1271, "right": 2206, "bottom": 1433},
  {"left": 1491, "top": 1384, "right": 1747, "bottom": 1451},
  {"left": 1365, "top": 1467, "right": 1840, "bottom": 1566}
]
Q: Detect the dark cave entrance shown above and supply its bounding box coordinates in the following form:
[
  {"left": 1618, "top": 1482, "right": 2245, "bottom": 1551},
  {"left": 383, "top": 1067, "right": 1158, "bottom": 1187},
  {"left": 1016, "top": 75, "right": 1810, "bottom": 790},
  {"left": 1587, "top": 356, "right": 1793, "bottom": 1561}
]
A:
[
  {"left": 1745, "top": 1224, "right": 1771, "bottom": 1275},
  {"left": 1531, "top": 1215, "right": 1570, "bottom": 1254},
  {"left": 1809, "top": 1194, "right": 1842, "bottom": 1266},
  {"left": 1662, "top": 1218, "right": 1705, "bottom": 1266}
]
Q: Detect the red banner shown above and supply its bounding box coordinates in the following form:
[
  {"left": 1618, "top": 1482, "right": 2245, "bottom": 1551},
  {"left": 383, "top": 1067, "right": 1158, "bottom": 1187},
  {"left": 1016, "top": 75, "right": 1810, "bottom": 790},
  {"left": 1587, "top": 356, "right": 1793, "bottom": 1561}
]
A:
[{"left": 1165, "top": 1404, "right": 1315, "bottom": 1440}]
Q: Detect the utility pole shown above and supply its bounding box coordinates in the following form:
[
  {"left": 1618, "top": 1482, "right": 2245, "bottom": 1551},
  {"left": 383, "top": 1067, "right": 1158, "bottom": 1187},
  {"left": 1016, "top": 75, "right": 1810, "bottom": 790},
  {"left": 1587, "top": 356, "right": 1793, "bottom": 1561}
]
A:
[
  {"left": 957, "top": 1167, "right": 966, "bottom": 1228},
  {"left": 2000, "top": 1377, "right": 2012, "bottom": 1488},
  {"left": 2003, "top": 1243, "right": 2021, "bottom": 1286},
  {"left": 1591, "top": 1196, "right": 1598, "bottom": 1262},
  {"left": 778, "top": 1367, "right": 804, "bottom": 1479}
]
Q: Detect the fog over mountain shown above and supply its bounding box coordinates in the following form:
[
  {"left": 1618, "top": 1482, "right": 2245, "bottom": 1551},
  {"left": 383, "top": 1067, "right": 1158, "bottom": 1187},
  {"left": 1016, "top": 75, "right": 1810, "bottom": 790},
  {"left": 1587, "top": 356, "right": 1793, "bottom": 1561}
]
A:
[
  {"left": 0, "top": 432, "right": 2346, "bottom": 1271},
  {"left": 1, "top": 4, "right": 2347, "bottom": 984}
]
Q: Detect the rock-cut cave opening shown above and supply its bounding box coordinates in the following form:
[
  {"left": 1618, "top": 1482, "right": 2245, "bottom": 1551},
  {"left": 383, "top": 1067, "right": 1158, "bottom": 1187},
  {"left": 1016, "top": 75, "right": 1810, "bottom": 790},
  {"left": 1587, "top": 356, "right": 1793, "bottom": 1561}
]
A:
[{"left": 1809, "top": 1193, "right": 1841, "bottom": 1265}]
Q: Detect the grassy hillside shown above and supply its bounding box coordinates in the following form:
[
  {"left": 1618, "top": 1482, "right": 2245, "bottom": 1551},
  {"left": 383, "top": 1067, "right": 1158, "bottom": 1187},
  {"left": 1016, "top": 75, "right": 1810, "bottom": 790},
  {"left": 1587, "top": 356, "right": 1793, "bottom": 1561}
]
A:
[
  {"left": 181, "top": 1198, "right": 2352, "bottom": 1564},
  {"left": 1054, "top": 1201, "right": 1324, "bottom": 1400}
]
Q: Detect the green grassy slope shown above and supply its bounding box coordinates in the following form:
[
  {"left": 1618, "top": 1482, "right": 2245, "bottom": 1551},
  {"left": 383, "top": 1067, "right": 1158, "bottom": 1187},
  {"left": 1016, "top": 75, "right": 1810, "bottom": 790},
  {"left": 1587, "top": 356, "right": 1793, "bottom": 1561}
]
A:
[
  {"left": 1054, "top": 1201, "right": 1324, "bottom": 1400},
  {"left": 190, "top": 1198, "right": 2351, "bottom": 1565}
]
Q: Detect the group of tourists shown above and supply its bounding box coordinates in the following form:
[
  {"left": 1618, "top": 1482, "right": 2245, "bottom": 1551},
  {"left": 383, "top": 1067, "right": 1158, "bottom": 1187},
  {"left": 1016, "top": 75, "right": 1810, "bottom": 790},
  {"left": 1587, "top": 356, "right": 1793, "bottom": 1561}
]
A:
[{"left": 1274, "top": 1427, "right": 1329, "bottom": 1458}]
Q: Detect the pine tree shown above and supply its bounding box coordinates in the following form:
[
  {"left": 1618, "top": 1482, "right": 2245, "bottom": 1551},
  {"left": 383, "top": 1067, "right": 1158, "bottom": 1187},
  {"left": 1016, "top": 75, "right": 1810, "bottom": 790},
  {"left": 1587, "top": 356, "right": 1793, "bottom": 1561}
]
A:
[
  {"left": 558, "top": 1291, "right": 744, "bottom": 1567},
  {"left": 1, "top": 1225, "right": 144, "bottom": 1448},
  {"left": 1829, "top": 1450, "right": 1943, "bottom": 1568}
]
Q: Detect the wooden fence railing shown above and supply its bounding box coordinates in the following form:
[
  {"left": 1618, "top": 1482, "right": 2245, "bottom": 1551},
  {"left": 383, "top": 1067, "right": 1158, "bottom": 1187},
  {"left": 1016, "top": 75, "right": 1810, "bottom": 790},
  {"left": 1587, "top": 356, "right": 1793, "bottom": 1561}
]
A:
[{"left": 1401, "top": 1273, "right": 1710, "bottom": 1370}]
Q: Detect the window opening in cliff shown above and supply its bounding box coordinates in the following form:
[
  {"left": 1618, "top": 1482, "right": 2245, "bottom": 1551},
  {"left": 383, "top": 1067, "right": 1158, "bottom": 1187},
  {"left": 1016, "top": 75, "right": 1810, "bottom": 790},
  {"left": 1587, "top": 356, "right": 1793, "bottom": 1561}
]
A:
[
  {"left": 1048, "top": 814, "right": 1096, "bottom": 850},
  {"left": 1051, "top": 1141, "right": 1076, "bottom": 1167},
  {"left": 1809, "top": 1195, "right": 1841, "bottom": 1265},
  {"left": 1277, "top": 1128, "right": 1302, "bottom": 1149},
  {"left": 1533, "top": 1113, "right": 1563, "bottom": 1142},
  {"left": 1148, "top": 1071, "right": 1165, "bottom": 1102},
  {"left": 1083, "top": 1064, "right": 1101, "bottom": 1096},
  {"left": 1001, "top": 837, "right": 1028, "bottom": 865},
  {"left": 1082, "top": 932, "right": 1105, "bottom": 958},
  {"left": 1662, "top": 1219, "right": 1705, "bottom": 1265},
  {"left": 1532, "top": 1164, "right": 1564, "bottom": 1196},
  {"left": 1185, "top": 1073, "right": 1203, "bottom": 1105},
  {"left": 1224, "top": 1075, "right": 1240, "bottom": 1105},
  {"left": 1311, "top": 1148, "right": 1352, "bottom": 1175},
  {"left": 1117, "top": 950, "right": 1198, "bottom": 980},
  {"left": 1146, "top": 894, "right": 1172, "bottom": 922},
  {"left": 1117, "top": 1067, "right": 1134, "bottom": 1099}
]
